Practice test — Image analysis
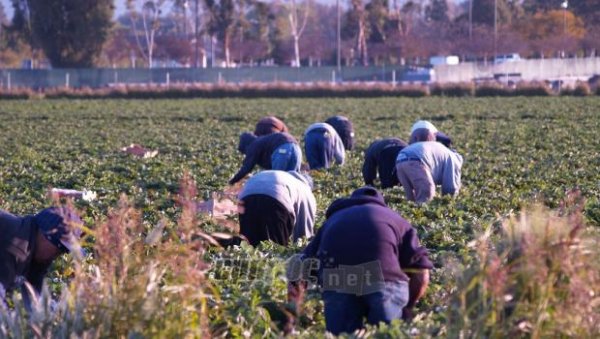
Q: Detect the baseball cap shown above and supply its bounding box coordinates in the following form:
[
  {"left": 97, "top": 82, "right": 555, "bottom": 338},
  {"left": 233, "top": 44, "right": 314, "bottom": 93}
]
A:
[
  {"left": 410, "top": 120, "right": 438, "bottom": 134},
  {"left": 34, "top": 206, "right": 83, "bottom": 253}
]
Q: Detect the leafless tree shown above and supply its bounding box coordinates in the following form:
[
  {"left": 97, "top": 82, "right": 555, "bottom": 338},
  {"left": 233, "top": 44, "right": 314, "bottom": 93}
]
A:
[
  {"left": 286, "top": 0, "right": 310, "bottom": 67},
  {"left": 350, "top": 0, "right": 368, "bottom": 65},
  {"left": 127, "top": 0, "right": 165, "bottom": 68}
]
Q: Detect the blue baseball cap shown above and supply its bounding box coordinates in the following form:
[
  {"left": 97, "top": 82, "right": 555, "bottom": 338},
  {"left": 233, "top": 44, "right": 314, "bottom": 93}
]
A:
[{"left": 34, "top": 206, "right": 83, "bottom": 253}]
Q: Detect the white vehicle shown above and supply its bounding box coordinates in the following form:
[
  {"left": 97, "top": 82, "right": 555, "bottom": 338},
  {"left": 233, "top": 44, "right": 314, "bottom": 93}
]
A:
[
  {"left": 494, "top": 53, "right": 522, "bottom": 64},
  {"left": 429, "top": 55, "right": 460, "bottom": 66}
]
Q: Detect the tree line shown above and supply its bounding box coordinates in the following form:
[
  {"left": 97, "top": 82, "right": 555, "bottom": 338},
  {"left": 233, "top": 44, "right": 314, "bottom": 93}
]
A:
[{"left": 0, "top": 0, "right": 599, "bottom": 68}]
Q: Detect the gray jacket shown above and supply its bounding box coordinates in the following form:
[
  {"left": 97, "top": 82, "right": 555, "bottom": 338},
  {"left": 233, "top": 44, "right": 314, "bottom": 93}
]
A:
[
  {"left": 397, "top": 141, "right": 463, "bottom": 195},
  {"left": 239, "top": 170, "right": 317, "bottom": 241}
]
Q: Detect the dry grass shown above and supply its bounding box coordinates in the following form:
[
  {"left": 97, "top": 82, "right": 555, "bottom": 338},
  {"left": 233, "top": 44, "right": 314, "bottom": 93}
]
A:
[
  {"left": 0, "top": 173, "right": 211, "bottom": 337},
  {"left": 1, "top": 81, "right": 596, "bottom": 99},
  {"left": 447, "top": 192, "right": 600, "bottom": 338}
]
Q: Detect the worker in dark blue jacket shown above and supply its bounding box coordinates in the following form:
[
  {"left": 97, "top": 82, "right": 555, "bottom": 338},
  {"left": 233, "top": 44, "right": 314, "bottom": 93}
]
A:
[
  {"left": 230, "top": 132, "right": 302, "bottom": 184},
  {"left": 288, "top": 187, "right": 433, "bottom": 335},
  {"left": 362, "top": 138, "right": 408, "bottom": 188}
]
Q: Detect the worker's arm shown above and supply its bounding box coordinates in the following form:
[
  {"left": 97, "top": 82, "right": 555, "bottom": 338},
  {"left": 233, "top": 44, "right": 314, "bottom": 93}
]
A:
[
  {"left": 398, "top": 225, "right": 433, "bottom": 320},
  {"left": 403, "top": 269, "right": 429, "bottom": 321},
  {"left": 362, "top": 145, "right": 377, "bottom": 186},
  {"left": 229, "top": 147, "right": 258, "bottom": 185},
  {"left": 333, "top": 134, "right": 346, "bottom": 165},
  {"left": 441, "top": 153, "right": 463, "bottom": 196}
]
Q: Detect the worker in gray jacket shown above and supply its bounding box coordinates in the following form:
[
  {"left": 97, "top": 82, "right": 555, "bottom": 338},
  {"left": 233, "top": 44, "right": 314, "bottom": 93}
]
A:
[
  {"left": 396, "top": 123, "right": 463, "bottom": 204},
  {"left": 238, "top": 170, "right": 317, "bottom": 246}
]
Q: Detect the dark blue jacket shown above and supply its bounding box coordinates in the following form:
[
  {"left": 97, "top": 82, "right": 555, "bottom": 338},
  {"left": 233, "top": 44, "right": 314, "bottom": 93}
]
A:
[
  {"left": 303, "top": 187, "right": 433, "bottom": 283},
  {"left": 0, "top": 210, "right": 49, "bottom": 300},
  {"left": 230, "top": 132, "right": 298, "bottom": 184},
  {"left": 363, "top": 138, "right": 408, "bottom": 188}
]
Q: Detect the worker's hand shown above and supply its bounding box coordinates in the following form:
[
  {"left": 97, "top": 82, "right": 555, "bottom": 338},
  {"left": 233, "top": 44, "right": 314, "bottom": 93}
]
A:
[
  {"left": 402, "top": 306, "right": 414, "bottom": 322},
  {"left": 287, "top": 280, "right": 307, "bottom": 306},
  {"left": 237, "top": 200, "right": 245, "bottom": 214},
  {"left": 284, "top": 280, "right": 307, "bottom": 335}
]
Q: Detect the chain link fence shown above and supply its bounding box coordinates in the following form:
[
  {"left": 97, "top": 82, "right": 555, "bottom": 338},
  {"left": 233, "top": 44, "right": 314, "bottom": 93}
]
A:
[{"left": 0, "top": 66, "right": 432, "bottom": 89}]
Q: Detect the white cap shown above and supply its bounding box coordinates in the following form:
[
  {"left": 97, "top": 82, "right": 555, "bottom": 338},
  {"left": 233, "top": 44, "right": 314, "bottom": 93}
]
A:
[{"left": 411, "top": 120, "right": 438, "bottom": 134}]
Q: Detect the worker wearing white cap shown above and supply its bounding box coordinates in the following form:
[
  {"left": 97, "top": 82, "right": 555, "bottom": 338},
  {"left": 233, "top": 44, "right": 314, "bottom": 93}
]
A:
[
  {"left": 395, "top": 121, "right": 463, "bottom": 204},
  {"left": 409, "top": 120, "right": 452, "bottom": 147},
  {"left": 410, "top": 120, "right": 438, "bottom": 134}
]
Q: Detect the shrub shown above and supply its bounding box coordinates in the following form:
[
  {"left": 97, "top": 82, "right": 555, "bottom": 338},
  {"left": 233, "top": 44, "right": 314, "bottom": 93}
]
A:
[
  {"left": 0, "top": 88, "right": 36, "bottom": 100},
  {"left": 394, "top": 84, "right": 429, "bottom": 97},
  {"left": 475, "top": 83, "right": 514, "bottom": 97},
  {"left": 561, "top": 82, "right": 592, "bottom": 96},
  {"left": 45, "top": 86, "right": 98, "bottom": 99},
  {"left": 1, "top": 82, "right": 431, "bottom": 99},
  {"left": 514, "top": 82, "right": 552, "bottom": 96},
  {"left": 430, "top": 83, "right": 475, "bottom": 97},
  {"left": 447, "top": 194, "right": 600, "bottom": 338}
]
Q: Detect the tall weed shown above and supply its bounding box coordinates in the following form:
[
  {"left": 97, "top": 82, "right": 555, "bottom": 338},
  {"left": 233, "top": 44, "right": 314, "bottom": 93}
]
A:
[{"left": 447, "top": 193, "right": 600, "bottom": 338}]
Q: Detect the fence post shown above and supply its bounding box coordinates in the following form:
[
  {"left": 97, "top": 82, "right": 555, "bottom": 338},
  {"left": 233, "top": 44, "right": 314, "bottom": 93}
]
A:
[
  {"left": 392, "top": 70, "right": 396, "bottom": 87},
  {"left": 166, "top": 72, "right": 170, "bottom": 87},
  {"left": 114, "top": 71, "right": 118, "bottom": 85},
  {"left": 331, "top": 70, "right": 336, "bottom": 84},
  {"left": 218, "top": 72, "right": 223, "bottom": 84},
  {"left": 7, "top": 72, "right": 11, "bottom": 90},
  {"left": 65, "top": 72, "right": 70, "bottom": 88}
]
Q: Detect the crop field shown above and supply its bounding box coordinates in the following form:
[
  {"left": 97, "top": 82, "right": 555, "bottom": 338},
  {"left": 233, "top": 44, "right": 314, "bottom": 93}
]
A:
[{"left": 0, "top": 97, "right": 599, "bottom": 337}]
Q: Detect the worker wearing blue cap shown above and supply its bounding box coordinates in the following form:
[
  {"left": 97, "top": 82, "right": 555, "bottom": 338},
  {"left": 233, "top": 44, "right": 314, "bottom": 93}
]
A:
[{"left": 0, "top": 206, "right": 83, "bottom": 305}]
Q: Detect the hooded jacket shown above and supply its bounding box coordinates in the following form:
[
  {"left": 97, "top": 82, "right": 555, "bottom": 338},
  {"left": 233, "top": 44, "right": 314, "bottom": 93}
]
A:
[
  {"left": 230, "top": 132, "right": 298, "bottom": 184},
  {"left": 302, "top": 187, "right": 432, "bottom": 283},
  {"left": 363, "top": 138, "right": 408, "bottom": 187},
  {"left": 304, "top": 123, "right": 345, "bottom": 166},
  {"left": 325, "top": 116, "right": 355, "bottom": 151},
  {"left": 239, "top": 170, "right": 316, "bottom": 241},
  {"left": 0, "top": 210, "right": 50, "bottom": 300}
]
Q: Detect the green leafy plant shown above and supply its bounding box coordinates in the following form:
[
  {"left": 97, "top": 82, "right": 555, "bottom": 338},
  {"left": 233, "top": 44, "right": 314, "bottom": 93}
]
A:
[{"left": 0, "top": 97, "right": 598, "bottom": 336}]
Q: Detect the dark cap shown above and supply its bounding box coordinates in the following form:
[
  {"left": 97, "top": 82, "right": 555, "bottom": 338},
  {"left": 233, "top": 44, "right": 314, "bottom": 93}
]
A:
[
  {"left": 34, "top": 206, "right": 83, "bottom": 253},
  {"left": 254, "top": 116, "right": 288, "bottom": 136},
  {"left": 351, "top": 186, "right": 385, "bottom": 204}
]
